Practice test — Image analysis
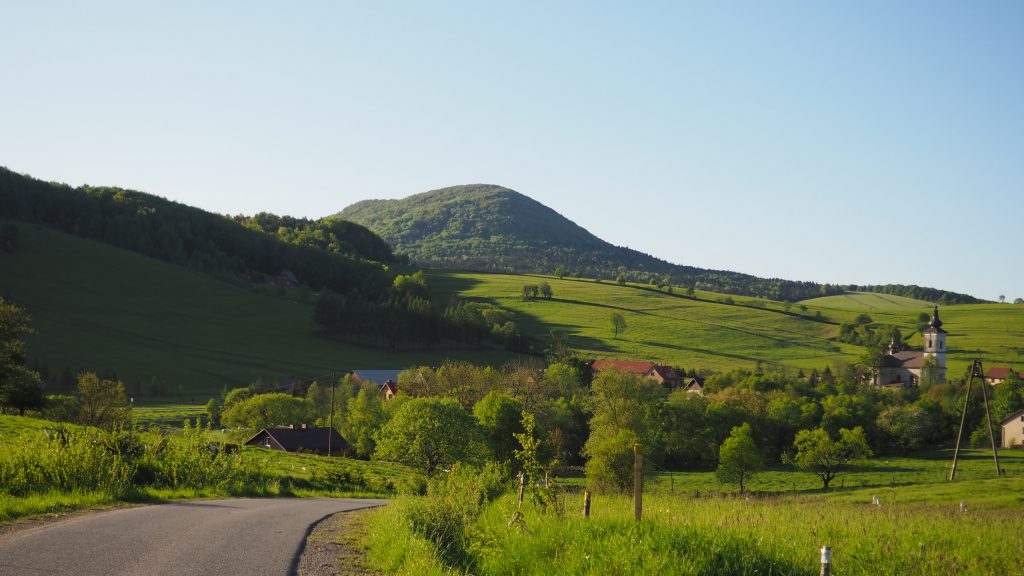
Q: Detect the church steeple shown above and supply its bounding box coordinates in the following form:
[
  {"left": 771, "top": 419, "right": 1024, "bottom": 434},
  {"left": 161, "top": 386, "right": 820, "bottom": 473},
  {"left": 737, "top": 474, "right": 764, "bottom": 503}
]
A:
[
  {"left": 922, "top": 305, "right": 948, "bottom": 382},
  {"left": 887, "top": 333, "right": 899, "bottom": 355}
]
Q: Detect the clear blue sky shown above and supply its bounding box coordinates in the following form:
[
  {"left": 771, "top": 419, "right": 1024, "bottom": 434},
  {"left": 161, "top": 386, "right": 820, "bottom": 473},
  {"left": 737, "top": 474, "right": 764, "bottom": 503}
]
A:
[{"left": 3, "top": 1, "right": 1022, "bottom": 301}]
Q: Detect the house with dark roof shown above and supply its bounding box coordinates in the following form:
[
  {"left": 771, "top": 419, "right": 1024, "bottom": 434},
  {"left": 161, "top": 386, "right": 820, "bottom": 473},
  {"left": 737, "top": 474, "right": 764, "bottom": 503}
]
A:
[
  {"left": 276, "top": 270, "right": 299, "bottom": 287},
  {"left": 682, "top": 377, "right": 705, "bottom": 396},
  {"left": 352, "top": 370, "right": 403, "bottom": 387},
  {"left": 985, "top": 367, "right": 1024, "bottom": 386},
  {"left": 590, "top": 359, "right": 682, "bottom": 389},
  {"left": 874, "top": 306, "right": 948, "bottom": 388},
  {"left": 244, "top": 425, "right": 349, "bottom": 456},
  {"left": 379, "top": 380, "right": 398, "bottom": 400}
]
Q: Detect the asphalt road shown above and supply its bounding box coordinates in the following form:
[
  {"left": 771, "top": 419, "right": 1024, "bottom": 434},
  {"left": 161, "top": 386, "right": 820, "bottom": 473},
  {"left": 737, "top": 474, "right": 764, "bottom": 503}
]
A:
[{"left": 0, "top": 498, "right": 387, "bottom": 576}]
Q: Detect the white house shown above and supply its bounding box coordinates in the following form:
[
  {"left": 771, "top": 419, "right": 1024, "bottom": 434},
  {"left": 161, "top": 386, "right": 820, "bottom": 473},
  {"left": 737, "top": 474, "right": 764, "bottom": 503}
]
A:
[{"left": 1000, "top": 408, "right": 1024, "bottom": 448}]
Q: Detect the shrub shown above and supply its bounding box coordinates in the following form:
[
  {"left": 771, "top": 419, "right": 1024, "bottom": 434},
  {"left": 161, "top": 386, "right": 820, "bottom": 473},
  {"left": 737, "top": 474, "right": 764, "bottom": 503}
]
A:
[{"left": 402, "top": 463, "right": 506, "bottom": 569}]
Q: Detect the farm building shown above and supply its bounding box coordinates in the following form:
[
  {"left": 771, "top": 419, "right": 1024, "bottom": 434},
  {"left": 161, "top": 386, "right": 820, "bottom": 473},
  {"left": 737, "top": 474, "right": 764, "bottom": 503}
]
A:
[
  {"left": 245, "top": 425, "right": 349, "bottom": 456},
  {"left": 874, "top": 306, "right": 948, "bottom": 388},
  {"left": 985, "top": 367, "right": 1023, "bottom": 385},
  {"left": 590, "top": 359, "right": 683, "bottom": 390},
  {"left": 1001, "top": 408, "right": 1024, "bottom": 448}
]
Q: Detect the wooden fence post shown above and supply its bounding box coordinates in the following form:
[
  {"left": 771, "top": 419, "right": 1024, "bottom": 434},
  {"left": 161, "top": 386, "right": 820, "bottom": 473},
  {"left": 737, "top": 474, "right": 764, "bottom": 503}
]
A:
[
  {"left": 583, "top": 490, "right": 591, "bottom": 518},
  {"left": 517, "top": 471, "right": 526, "bottom": 507},
  {"left": 633, "top": 443, "right": 642, "bottom": 521},
  {"left": 820, "top": 546, "right": 831, "bottom": 576}
]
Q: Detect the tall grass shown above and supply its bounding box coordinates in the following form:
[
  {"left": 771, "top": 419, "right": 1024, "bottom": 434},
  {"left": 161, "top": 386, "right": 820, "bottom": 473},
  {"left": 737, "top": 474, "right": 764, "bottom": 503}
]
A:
[
  {"left": 0, "top": 428, "right": 134, "bottom": 498},
  {"left": 365, "top": 471, "right": 1024, "bottom": 575},
  {"left": 0, "top": 421, "right": 273, "bottom": 521},
  {"left": 365, "top": 463, "right": 506, "bottom": 573}
]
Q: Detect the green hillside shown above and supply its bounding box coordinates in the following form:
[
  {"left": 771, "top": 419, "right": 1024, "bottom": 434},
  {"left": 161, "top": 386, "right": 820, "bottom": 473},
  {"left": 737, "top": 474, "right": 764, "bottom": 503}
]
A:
[
  {"left": 0, "top": 223, "right": 512, "bottom": 396},
  {"left": 339, "top": 184, "right": 983, "bottom": 304},
  {"left": 431, "top": 272, "right": 1024, "bottom": 375},
  {"left": 805, "top": 291, "right": 933, "bottom": 311},
  {"left": 428, "top": 272, "right": 863, "bottom": 371},
  {"left": 0, "top": 166, "right": 395, "bottom": 299},
  {"left": 340, "top": 185, "right": 842, "bottom": 301},
  {"left": 3, "top": 223, "right": 1017, "bottom": 395}
]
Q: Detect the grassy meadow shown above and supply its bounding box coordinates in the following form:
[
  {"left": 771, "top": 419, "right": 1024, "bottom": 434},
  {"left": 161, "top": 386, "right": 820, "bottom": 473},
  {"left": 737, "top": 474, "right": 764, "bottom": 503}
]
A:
[
  {"left": 0, "top": 223, "right": 513, "bottom": 396},
  {"left": 429, "top": 271, "right": 1024, "bottom": 374},
  {"left": 365, "top": 449, "right": 1024, "bottom": 576},
  {"left": 132, "top": 401, "right": 209, "bottom": 429},
  {"left": 429, "top": 272, "right": 862, "bottom": 372},
  {"left": 0, "top": 413, "right": 420, "bottom": 522}
]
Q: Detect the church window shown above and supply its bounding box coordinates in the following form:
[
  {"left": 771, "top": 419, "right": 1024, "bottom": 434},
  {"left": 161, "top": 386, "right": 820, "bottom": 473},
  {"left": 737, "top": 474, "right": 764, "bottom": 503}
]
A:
[
  {"left": 940, "top": 341, "right": 944, "bottom": 350},
  {"left": 896, "top": 374, "right": 902, "bottom": 382},
  {"left": 926, "top": 338, "right": 931, "bottom": 348}
]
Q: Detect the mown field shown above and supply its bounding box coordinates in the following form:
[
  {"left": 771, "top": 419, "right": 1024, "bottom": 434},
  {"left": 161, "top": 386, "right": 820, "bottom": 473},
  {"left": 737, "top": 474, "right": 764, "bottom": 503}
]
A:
[
  {"left": 0, "top": 223, "right": 513, "bottom": 396},
  {"left": 366, "top": 449, "right": 1024, "bottom": 576},
  {"left": 429, "top": 271, "right": 1024, "bottom": 374}
]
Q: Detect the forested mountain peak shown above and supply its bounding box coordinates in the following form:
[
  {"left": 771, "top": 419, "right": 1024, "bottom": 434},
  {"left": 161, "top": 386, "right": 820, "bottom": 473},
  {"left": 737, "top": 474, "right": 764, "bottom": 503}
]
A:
[
  {"left": 339, "top": 184, "right": 983, "bottom": 304},
  {"left": 341, "top": 184, "right": 604, "bottom": 249}
]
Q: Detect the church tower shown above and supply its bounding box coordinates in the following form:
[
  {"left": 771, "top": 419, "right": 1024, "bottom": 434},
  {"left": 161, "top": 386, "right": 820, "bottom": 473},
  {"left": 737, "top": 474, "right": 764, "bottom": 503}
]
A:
[{"left": 921, "top": 306, "right": 948, "bottom": 382}]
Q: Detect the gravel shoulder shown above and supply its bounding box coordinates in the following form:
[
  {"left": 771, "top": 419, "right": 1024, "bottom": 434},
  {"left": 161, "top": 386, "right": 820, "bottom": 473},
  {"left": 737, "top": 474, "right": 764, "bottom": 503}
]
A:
[{"left": 297, "top": 508, "right": 382, "bottom": 576}]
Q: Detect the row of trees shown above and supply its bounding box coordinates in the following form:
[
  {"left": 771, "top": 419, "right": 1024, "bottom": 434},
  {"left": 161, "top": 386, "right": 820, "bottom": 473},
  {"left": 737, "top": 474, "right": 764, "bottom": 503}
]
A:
[
  {"left": 234, "top": 212, "right": 404, "bottom": 265},
  {"left": 0, "top": 167, "right": 393, "bottom": 299},
  {"left": 521, "top": 283, "right": 553, "bottom": 301},
  {"left": 207, "top": 356, "right": 1024, "bottom": 494},
  {"left": 314, "top": 272, "right": 533, "bottom": 351}
]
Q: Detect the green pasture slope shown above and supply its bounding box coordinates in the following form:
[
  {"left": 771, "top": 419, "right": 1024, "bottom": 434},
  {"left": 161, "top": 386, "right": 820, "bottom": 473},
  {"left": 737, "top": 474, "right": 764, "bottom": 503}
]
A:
[
  {"left": 429, "top": 272, "right": 865, "bottom": 371},
  {"left": 804, "top": 292, "right": 1024, "bottom": 376},
  {"left": 430, "top": 272, "right": 1024, "bottom": 373},
  {"left": 0, "top": 223, "right": 512, "bottom": 396},
  {"left": 805, "top": 291, "right": 933, "bottom": 311}
]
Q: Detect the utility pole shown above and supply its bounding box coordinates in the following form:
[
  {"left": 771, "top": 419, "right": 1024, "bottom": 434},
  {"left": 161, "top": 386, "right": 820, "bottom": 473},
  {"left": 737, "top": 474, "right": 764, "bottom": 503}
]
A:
[
  {"left": 633, "top": 443, "right": 642, "bottom": 521},
  {"left": 328, "top": 371, "right": 336, "bottom": 457},
  {"left": 950, "top": 358, "right": 1001, "bottom": 480}
]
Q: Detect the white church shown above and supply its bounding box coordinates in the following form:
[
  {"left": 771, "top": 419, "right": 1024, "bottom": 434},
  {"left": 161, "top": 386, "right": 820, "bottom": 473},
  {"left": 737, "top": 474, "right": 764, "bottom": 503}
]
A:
[{"left": 874, "top": 306, "right": 948, "bottom": 387}]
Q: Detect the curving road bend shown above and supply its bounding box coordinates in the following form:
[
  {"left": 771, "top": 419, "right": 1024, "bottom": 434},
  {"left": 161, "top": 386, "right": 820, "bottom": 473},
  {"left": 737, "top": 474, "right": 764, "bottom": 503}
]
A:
[{"left": 0, "top": 498, "right": 387, "bottom": 576}]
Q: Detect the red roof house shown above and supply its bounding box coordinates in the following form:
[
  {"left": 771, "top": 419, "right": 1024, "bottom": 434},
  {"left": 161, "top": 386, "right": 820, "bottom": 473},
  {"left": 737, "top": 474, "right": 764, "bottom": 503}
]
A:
[
  {"left": 590, "top": 360, "right": 682, "bottom": 389},
  {"left": 985, "top": 367, "right": 1023, "bottom": 385}
]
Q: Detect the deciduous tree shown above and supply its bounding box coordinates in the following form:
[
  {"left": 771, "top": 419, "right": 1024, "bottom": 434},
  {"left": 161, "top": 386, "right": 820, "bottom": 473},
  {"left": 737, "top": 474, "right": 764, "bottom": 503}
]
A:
[
  {"left": 373, "top": 397, "right": 484, "bottom": 473},
  {"left": 584, "top": 370, "right": 665, "bottom": 492},
  {"left": 0, "top": 297, "right": 44, "bottom": 415},
  {"left": 473, "top": 392, "right": 524, "bottom": 463},
  {"left": 344, "top": 387, "right": 387, "bottom": 458},
  {"left": 609, "top": 313, "right": 627, "bottom": 339},
  {"left": 716, "top": 422, "right": 763, "bottom": 492},
  {"left": 787, "top": 427, "right": 871, "bottom": 489},
  {"left": 220, "top": 393, "right": 310, "bottom": 430},
  {"left": 77, "top": 372, "right": 131, "bottom": 429}
]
